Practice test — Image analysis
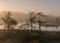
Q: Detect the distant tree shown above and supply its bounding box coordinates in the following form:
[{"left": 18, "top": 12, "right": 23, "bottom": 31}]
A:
[
  {"left": 37, "top": 12, "right": 42, "bottom": 31},
  {"left": 2, "top": 11, "right": 17, "bottom": 30},
  {"left": 28, "top": 12, "right": 36, "bottom": 30},
  {"left": 28, "top": 12, "right": 43, "bottom": 31}
]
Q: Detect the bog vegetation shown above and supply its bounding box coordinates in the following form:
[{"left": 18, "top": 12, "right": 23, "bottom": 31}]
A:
[{"left": 0, "top": 11, "right": 60, "bottom": 43}]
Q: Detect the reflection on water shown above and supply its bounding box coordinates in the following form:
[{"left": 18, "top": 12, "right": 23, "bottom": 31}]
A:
[
  {"left": 0, "top": 25, "right": 60, "bottom": 31},
  {"left": 41, "top": 26, "right": 60, "bottom": 31},
  {"left": 0, "top": 25, "right": 4, "bottom": 29}
]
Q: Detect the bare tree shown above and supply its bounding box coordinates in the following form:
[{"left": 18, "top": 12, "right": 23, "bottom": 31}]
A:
[
  {"left": 28, "top": 12, "right": 43, "bottom": 31},
  {"left": 28, "top": 12, "right": 37, "bottom": 30},
  {"left": 37, "top": 12, "right": 42, "bottom": 31}
]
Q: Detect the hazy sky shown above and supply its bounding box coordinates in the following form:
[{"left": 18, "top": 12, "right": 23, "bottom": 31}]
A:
[{"left": 0, "top": 0, "right": 60, "bottom": 16}]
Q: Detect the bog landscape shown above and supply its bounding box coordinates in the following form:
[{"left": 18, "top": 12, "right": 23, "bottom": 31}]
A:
[{"left": 0, "top": 0, "right": 60, "bottom": 43}]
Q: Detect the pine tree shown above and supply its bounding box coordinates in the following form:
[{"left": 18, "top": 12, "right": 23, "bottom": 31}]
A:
[{"left": 2, "top": 11, "right": 17, "bottom": 30}]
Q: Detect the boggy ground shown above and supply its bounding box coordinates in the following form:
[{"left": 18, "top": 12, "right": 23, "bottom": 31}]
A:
[{"left": 0, "top": 29, "right": 60, "bottom": 43}]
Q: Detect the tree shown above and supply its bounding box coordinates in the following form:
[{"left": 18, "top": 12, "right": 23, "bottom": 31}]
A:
[
  {"left": 37, "top": 12, "right": 42, "bottom": 31},
  {"left": 2, "top": 11, "right": 17, "bottom": 30},
  {"left": 28, "top": 12, "right": 43, "bottom": 31},
  {"left": 28, "top": 12, "right": 37, "bottom": 30}
]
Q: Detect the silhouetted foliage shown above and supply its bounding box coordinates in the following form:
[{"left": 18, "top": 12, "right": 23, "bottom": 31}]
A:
[
  {"left": 0, "top": 29, "right": 59, "bottom": 43},
  {"left": 28, "top": 12, "right": 43, "bottom": 31},
  {"left": 2, "top": 11, "right": 17, "bottom": 30},
  {"left": 37, "top": 12, "right": 42, "bottom": 31}
]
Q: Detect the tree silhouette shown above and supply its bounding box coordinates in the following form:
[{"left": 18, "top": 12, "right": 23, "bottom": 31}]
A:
[
  {"left": 37, "top": 12, "right": 42, "bottom": 31},
  {"left": 27, "top": 12, "right": 38, "bottom": 30},
  {"left": 2, "top": 11, "right": 17, "bottom": 30}
]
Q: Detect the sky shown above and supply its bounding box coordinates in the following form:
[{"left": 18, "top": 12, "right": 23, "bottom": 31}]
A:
[
  {"left": 0, "top": 0, "right": 60, "bottom": 30},
  {"left": 0, "top": 0, "right": 60, "bottom": 16}
]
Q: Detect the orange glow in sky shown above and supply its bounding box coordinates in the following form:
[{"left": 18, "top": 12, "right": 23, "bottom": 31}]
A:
[{"left": 0, "top": 0, "right": 60, "bottom": 16}]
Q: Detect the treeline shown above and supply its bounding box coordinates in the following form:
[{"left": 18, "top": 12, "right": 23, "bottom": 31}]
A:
[{"left": 1, "top": 11, "right": 43, "bottom": 30}]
